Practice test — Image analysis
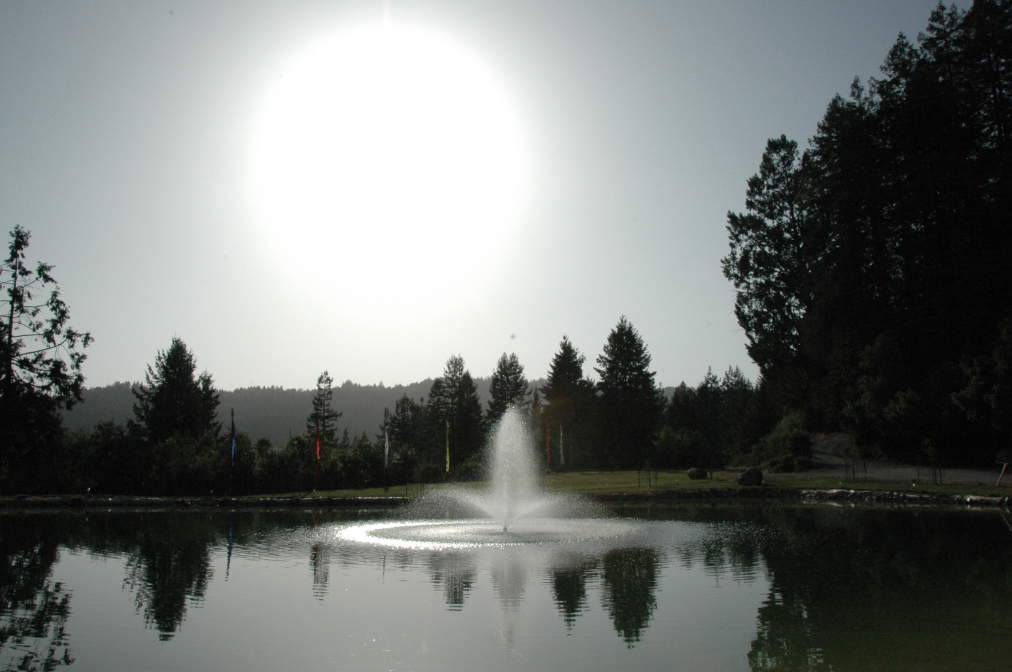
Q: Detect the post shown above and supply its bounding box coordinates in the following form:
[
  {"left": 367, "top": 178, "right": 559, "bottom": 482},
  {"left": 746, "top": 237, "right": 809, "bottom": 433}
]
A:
[{"left": 998, "top": 462, "right": 1009, "bottom": 487}]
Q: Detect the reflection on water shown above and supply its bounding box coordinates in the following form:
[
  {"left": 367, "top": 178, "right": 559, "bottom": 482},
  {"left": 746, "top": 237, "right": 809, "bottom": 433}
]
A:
[
  {"left": 550, "top": 555, "right": 596, "bottom": 629},
  {"left": 121, "top": 515, "right": 215, "bottom": 640},
  {"left": 0, "top": 504, "right": 1009, "bottom": 671},
  {"left": 0, "top": 517, "right": 73, "bottom": 671},
  {"left": 601, "top": 548, "right": 658, "bottom": 647},
  {"left": 429, "top": 552, "right": 476, "bottom": 611}
]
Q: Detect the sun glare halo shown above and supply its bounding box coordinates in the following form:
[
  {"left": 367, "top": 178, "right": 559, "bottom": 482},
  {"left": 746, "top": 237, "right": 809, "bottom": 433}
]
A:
[{"left": 252, "top": 25, "right": 526, "bottom": 299}]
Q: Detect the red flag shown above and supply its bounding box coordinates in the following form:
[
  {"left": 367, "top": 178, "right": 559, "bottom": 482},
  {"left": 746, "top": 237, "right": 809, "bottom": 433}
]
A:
[{"left": 315, "top": 421, "right": 320, "bottom": 476}]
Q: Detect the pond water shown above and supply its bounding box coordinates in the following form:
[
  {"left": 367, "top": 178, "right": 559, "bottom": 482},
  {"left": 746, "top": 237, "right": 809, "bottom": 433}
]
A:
[{"left": 2, "top": 503, "right": 1010, "bottom": 672}]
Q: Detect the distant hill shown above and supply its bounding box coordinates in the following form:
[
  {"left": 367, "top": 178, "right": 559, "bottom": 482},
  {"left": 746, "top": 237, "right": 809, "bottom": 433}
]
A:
[
  {"left": 63, "top": 377, "right": 671, "bottom": 448},
  {"left": 63, "top": 377, "right": 506, "bottom": 448}
]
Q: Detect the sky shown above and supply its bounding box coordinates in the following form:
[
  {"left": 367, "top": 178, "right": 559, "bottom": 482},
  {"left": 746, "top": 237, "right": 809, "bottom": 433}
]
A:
[{"left": 1, "top": 0, "right": 944, "bottom": 391}]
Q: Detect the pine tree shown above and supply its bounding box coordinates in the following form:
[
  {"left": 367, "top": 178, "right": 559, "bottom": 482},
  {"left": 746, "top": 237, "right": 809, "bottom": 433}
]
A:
[
  {"left": 543, "top": 336, "right": 588, "bottom": 401},
  {"left": 487, "top": 353, "right": 527, "bottom": 426},
  {"left": 306, "top": 371, "right": 342, "bottom": 449},
  {"left": 428, "top": 355, "right": 484, "bottom": 476},
  {"left": 132, "top": 338, "right": 220, "bottom": 444},
  {"left": 539, "top": 336, "right": 597, "bottom": 469},
  {"left": 595, "top": 317, "right": 664, "bottom": 469}
]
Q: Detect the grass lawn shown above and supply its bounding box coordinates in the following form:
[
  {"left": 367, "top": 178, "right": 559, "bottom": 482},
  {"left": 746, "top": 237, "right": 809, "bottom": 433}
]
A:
[{"left": 267, "top": 469, "right": 1012, "bottom": 500}]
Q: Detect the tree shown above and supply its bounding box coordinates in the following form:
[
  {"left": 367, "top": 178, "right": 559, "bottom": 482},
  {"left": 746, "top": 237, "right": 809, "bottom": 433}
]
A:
[
  {"left": 595, "top": 317, "right": 664, "bottom": 469},
  {"left": 427, "top": 355, "right": 485, "bottom": 477},
  {"left": 0, "top": 226, "right": 92, "bottom": 407},
  {"left": 306, "top": 370, "right": 342, "bottom": 449},
  {"left": 539, "top": 336, "right": 598, "bottom": 469},
  {"left": 487, "top": 353, "right": 527, "bottom": 426},
  {"left": 0, "top": 226, "right": 92, "bottom": 492},
  {"left": 132, "top": 338, "right": 220, "bottom": 444},
  {"left": 722, "top": 136, "right": 811, "bottom": 381},
  {"left": 543, "top": 336, "right": 588, "bottom": 401},
  {"left": 722, "top": 2, "right": 1012, "bottom": 464}
]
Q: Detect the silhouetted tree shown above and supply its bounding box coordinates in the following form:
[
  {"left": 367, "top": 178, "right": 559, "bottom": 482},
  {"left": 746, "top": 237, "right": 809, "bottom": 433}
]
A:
[
  {"left": 132, "top": 338, "right": 220, "bottom": 444},
  {"left": 543, "top": 336, "right": 587, "bottom": 400},
  {"left": 538, "top": 336, "right": 598, "bottom": 469},
  {"left": 595, "top": 317, "right": 664, "bottom": 469},
  {"left": 722, "top": 136, "right": 811, "bottom": 384},
  {"left": 724, "top": 2, "right": 1012, "bottom": 464},
  {"left": 0, "top": 226, "right": 92, "bottom": 492},
  {"left": 487, "top": 353, "right": 527, "bottom": 426},
  {"left": 306, "top": 370, "right": 342, "bottom": 450},
  {"left": 428, "top": 356, "right": 485, "bottom": 478}
]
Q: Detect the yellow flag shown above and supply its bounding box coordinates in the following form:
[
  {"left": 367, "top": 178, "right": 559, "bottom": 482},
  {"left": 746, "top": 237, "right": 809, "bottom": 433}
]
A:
[{"left": 445, "top": 420, "right": 451, "bottom": 472}]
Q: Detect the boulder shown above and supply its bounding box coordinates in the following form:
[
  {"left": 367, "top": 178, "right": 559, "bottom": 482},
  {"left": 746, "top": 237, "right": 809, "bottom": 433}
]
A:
[
  {"left": 687, "top": 467, "right": 707, "bottom": 480},
  {"left": 737, "top": 467, "right": 763, "bottom": 486}
]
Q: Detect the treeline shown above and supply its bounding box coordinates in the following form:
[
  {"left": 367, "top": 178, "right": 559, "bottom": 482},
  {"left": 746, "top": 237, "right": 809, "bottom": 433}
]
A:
[
  {"left": 723, "top": 1, "right": 1012, "bottom": 468},
  {"left": 61, "top": 379, "right": 469, "bottom": 448}
]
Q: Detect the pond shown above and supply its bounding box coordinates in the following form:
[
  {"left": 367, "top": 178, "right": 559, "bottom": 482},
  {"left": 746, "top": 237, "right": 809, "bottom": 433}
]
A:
[{"left": 2, "top": 503, "right": 1010, "bottom": 671}]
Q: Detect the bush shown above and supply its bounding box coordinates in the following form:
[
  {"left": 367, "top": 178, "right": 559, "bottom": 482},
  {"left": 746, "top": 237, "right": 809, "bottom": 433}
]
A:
[
  {"left": 653, "top": 427, "right": 723, "bottom": 469},
  {"left": 756, "top": 411, "right": 811, "bottom": 461}
]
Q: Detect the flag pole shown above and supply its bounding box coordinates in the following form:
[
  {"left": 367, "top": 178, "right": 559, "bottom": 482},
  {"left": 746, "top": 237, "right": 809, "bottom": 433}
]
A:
[
  {"left": 229, "top": 409, "right": 235, "bottom": 497},
  {"left": 314, "top": 419, "right": 320, "bottom": 493}
]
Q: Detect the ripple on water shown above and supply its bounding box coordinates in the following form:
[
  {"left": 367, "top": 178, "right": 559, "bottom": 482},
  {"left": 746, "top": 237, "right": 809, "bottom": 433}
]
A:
[{"left": 338, "top": 518, "right": 643, "bottom": 550}]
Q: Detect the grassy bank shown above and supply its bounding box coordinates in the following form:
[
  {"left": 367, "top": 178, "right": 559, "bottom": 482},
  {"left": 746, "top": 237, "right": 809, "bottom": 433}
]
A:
[{"left": 274, "top": 469, "right": 1012, "bottom": 500}]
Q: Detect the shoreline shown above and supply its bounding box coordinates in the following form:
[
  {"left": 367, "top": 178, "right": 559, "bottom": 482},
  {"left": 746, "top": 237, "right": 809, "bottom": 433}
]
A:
[{"left": 1, "top": 487, "right": 1008, "bottom": 510}]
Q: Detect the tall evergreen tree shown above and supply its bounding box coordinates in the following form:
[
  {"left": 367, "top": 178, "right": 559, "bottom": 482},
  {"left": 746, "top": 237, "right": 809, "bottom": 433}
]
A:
[
  {"left": 132, "top": 338, "right": 220, "bottom": 444},
  {"left": 595, "top": 317, "right": 664, "bottom": 469},
  {"left": 487, "top": 353, "right": 527, "bottom": 426},
  {"left": 306, "top": 370, "right": 342, "bottom": 449},
  {"left": 0, "top": 226, "right": 92, "bottom": 492},
  {"left": 543, "top": 336, "right": 587, "bottom": 401},
  {"left": 539, "top": 336, "right": 598, "bottom": 469},
  {"left": 723, "top": 2, "right": 1012, "bottom": 464},
  {"left": 722, "top": 136, "right": 811, "bottom": 384},
  {"left": 428, "top": 356, "right": 485, "bottom": 476}
]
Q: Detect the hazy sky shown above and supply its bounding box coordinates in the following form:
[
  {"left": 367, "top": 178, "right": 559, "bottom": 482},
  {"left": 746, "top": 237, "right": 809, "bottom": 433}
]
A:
[{"left": 1, "top": 0, "right": 942, "bottom": 391}]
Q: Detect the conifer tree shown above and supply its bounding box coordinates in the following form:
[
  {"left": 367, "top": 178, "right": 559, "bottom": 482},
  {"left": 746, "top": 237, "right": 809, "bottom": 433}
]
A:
[
  {"left": 306, "top": 371, "right": 341, "bottom": 449},
  {"left": 0, "top": 226, "right": 92, "bottom": 491},
  {"left": 132, "top": 338, "right": 220, "bottom": 444},
  {"left": 543, "top": 336, "right": 588, "bottom": 401},
  {"left": 487, "top": 353, "right": 527, "bottom": 426},
  {"left": 428, "top": 355, "right": 484, "bottom": 475},
  {"left": 595, "top": 317, "right": 664, "bottom": 469}
]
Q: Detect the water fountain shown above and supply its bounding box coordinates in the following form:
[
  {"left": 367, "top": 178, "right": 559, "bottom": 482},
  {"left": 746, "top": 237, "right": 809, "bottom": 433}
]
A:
[{"left": 340, "top": 407, "right": 636, "bottom": 548}]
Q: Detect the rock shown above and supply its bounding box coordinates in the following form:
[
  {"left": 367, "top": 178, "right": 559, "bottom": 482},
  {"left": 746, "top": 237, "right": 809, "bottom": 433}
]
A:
[
  {"left": 687, "top": 467, "right": 707, "bottom": 480},
  {"left": 737, "top": 467, "right": 763, "bottom": 486}
]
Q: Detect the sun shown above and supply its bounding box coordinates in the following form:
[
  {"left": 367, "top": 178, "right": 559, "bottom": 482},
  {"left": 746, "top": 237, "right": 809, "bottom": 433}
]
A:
[{"left": 251, "top": 24, "right": 526, "bottom": 299}]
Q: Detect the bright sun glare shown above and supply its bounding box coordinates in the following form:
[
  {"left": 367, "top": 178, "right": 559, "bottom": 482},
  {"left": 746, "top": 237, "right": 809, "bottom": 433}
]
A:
[{"left": 253, "top": 24, "right": 526, "bottom": 299}]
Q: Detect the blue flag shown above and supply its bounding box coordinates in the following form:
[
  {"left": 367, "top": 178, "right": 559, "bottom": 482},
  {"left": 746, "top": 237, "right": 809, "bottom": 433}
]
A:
[{"left": 230, "top": 409, "right": 236, "bottom": 469}]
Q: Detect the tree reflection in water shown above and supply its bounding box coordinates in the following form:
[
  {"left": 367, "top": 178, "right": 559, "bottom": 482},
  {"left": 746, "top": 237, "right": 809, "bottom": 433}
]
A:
[
  {"left": 673, "top": 505, "right": 1012, "bottom": 672},
  {"left": 0, "top": 517, "right": 73, "bottom": 671},
  {"left": 121, "top": 514, "right": 216, "bottom": 641},
  {"left": 601, "top": 548, "right": 659, "bottom": 647},
  {"left": 428, "top": 553, "right": 476, "bottom": 611},
  {"left": 550, "top": 555, "right": 598, "bottom": 630}
]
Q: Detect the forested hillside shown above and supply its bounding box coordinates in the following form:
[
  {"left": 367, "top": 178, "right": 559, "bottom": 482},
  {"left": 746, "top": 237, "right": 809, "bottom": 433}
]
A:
[{"left": 62, "top": 378, "right": 504, "bottom": 447}]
